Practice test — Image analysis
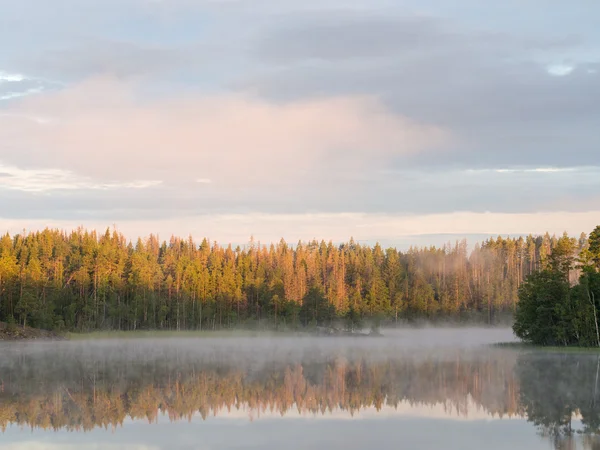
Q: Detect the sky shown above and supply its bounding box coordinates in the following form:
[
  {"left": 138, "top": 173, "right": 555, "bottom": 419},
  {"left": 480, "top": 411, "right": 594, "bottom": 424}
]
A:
[
  {"left": 0, "top": 0, "right": 599, "bottom": 247},
  {"left": 0, "top": 411, "right": 550, "bottom": 450}
]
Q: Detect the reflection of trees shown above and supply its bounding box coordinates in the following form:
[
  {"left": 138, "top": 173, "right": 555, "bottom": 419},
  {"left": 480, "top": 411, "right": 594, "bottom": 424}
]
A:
[
  {"left": 3, "top": 346, "right": 600, "bottom": 450},
  {"left": 583, "top": 436, "right": 600, "bottom": 450},
  {"left": 516, "top": 352, "right": 600, "bottom": 449},
  {"left": 0, "top": 348, "right": 520, "bottom": 432}
]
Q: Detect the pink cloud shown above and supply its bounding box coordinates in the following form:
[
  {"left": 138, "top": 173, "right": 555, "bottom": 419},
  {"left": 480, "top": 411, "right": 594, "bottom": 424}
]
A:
[{"left": 0, "top": 77, "right": 450, "bottom": 187}]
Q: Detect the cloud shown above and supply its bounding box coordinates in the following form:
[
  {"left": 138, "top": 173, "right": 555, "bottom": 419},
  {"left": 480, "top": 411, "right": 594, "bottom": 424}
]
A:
[
  {"left": 0, "top": 112, "right": 53, "bottom": 125},
  {"left": 547, "top": 63, "right": 575, "bottom": 76},
  {"left": 1, "top": 211, "right": 597, "bottom": 246},
  {"left": 496, "top": 168, "right": 576, "bottom": 174},
  {"left": 467, "top": 167, "right": 583, "bottom": 174},
  {"left": 245, "top": 11, "right": 600, "bottom": 169},
  {"left": 0, "top": 165, "right": 598, "bottom": 223},
  {"left": 0, "top": 87, "right": 44, "bottom": 101},
  {"left": 0, "top": 71, "right": 26, "bottom": 83},
  {"left": 0, "top": 163, "right": 162, "bottom": 193},
  {"left": 256, "top": 15, "right": 448, "bottom": 63},
  {"left": 1, "top": 0, "right": 598, "bottom": 242},
  {"left": 0, "top": 70, "right": 62, "bottom": 103},
  {"left": 255, "top": 13, "right": 577, "bottom": 64},
  {"left": 0, "top": 77, "right": 449, "bottom": 187},
  {"left": 24, "top": 41, "right": 190, "bottom": 79}
]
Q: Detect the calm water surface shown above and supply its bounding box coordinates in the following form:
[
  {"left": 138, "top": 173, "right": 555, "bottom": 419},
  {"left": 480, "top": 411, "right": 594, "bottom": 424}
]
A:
[{"left": 1, "top": 328, "right": 599, "bottom": 450}]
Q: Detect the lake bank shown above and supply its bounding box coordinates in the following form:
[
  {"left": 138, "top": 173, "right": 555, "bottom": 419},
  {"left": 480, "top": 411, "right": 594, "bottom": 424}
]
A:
[
  {"left": 492, "top": 341, "right": 600, "bottom": 353},
  {"left": 0, "top": 324, "right": 507, "bottom": 341},
  {"left": 66, "top": 327, "right": 380, "bottom": 340},
  {"left": 0, "top": 322, "right": 66, "bottom": 341}
]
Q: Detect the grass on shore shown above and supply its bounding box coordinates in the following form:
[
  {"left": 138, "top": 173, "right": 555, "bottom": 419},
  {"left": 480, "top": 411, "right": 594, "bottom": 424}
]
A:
[
  {"left": 66, "top": 329, "right": 309, "bottom": 340},
  {"left": 493, "top": 342, "right": 600, "bottom": 353}
]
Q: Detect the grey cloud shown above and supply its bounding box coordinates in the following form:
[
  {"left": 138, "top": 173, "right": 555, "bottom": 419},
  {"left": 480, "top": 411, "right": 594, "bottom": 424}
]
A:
[
  {"left": 20, "top": 41, "right": 189, "bottom": 80},
  {"left": 1, "top": 0, "right": 599, "bottom": 224},
  {"left": 256, "top": 13, "right": 579, "bottom": 64},
  {"left": 243, "top": 13, "right": 600, "bottom": 168},
  {"left": 1, "top": 167, "right": 599, "bottom": 220},
  {"left": 257, "top": 15, "right": 451, "bottom": 63},
  {"left": 5, "top": 37, "right": 254, "bottom": 90},
  {"left": 0, "top": 1, "right": 249, "bottom": 83}
]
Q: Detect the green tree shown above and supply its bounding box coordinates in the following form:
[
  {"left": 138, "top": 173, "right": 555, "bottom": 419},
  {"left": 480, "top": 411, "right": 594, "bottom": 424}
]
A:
[
  {"left": 15, "top": 288, "right": 40, "bottom": 328},
  {"left": 514, "top": 227, "right": 600, "bottom": 347},
  {"left": 344, "top": 304, "right": 363, "bottom": 332},
  {"left": 513, "top": 267, "right": 571, "bottom": 346},
  {"left": 587, "top": 226, "right": 600, "bottom": 270},
  {"left": 300, "top": 286, "right": 335, "bottom": 327}
]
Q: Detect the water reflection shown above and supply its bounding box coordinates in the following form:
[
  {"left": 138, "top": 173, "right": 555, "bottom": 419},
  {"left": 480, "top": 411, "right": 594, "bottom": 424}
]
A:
[
  {"left": 0, "top": 337, "right": 599, "bottom": 449},
  {"left": 517, "top": 352, "right": 600, "bottom": 449}
]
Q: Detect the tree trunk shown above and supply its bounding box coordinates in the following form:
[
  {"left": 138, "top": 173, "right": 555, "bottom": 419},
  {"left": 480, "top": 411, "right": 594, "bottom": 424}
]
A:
[{"left": 588, "top": 287, "right": 600, "bottom": 348}]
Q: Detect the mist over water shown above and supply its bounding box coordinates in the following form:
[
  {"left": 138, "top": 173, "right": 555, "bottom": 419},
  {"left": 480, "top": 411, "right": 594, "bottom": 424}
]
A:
[
  {"left": 0, "top": 327, "right": 518, "bottom": 367},
  {"left": 1, "top": 328, "right": 598, "bottom": 450}
]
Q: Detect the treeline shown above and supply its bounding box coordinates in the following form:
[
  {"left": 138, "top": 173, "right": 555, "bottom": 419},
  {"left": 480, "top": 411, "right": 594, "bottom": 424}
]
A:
[
  {"left": 0, "top": 227, "right": 588, "bottom": 331},
  {"left": 513, "top": 226, "right": 600, "bottom": 347}
]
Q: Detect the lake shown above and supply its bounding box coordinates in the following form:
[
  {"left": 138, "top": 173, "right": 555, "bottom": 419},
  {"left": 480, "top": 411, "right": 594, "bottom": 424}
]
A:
[{"left": 1, "top": 328, "right": 599, "bottom": 450}]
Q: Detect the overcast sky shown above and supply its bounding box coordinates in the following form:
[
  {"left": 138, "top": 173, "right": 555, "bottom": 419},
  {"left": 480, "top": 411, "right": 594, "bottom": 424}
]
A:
[{"left": 0, "top": 0, "right": 598, "bottom": 246}]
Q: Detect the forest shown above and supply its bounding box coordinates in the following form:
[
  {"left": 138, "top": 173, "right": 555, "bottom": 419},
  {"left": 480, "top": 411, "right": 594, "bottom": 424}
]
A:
[
  {"left": 513, "top": 226, "right": 600, "bottom": 347},
  {"left": 0, "top": 227, "right": 592, "bottom": 332}
]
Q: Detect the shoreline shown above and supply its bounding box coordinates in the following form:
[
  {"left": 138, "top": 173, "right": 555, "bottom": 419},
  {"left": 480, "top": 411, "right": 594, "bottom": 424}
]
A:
[{"left": 0, "top": 323, "right": 67, "bottom": 341}]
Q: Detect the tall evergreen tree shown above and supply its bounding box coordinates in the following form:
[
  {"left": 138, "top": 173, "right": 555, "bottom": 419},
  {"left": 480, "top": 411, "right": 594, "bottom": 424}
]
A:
[{"left": 0, "top": 226, "right": 594, "bottom": 332}]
